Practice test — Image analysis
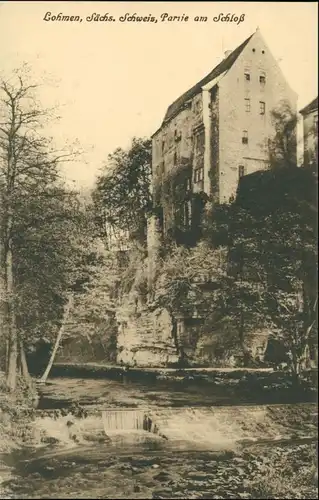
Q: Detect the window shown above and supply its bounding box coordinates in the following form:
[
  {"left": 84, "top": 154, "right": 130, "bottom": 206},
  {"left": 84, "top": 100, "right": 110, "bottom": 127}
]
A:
[
  {"left": 259, "top": 72, "right": 266, "bottom": 85},
  {"left": 259, "top": 101, "right": 266, "bottom": 115},
  {"left": 244, "top": 72, "right": 250, "bottom": 81},
  {"left": 161, "top": 140, "right": 165, "bottom": 153},
  {"left": 238, "top": 165, "right": 246, "bottom": 179},
  {"left": 194, "top": 167, "right": 204, "bottom": 183},
  {"left": 242, "top": 130, "right": 248, "bottom": 144},
  {"left": 174, "top": 129, "right": 181, "bottom": 141},
  {"left": 173, "top": 151, "right": 177, "bottom": 165},
  {"left": 194, "top": 131, "right": 205, "bottom": 151},
  {"left": 245, "top": 98, "right": 251, "bottom": 112}
]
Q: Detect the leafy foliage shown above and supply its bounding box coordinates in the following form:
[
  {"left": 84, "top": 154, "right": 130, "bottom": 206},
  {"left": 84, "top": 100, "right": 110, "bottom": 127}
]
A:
[
  {"left": 267, "top": 100, "right": 298, "bottom": 168},
  {"left": 93, "top": 137, "right": 152, "bottom": 245},
  {"left": 0, "top": 68, "right": 96, "bottom": 387},
  {"left": 57, "top": 246, "right": 121, "bottom": 363},
  {"left": 209, "top": 165, "right": 318, "bottom": 372}
]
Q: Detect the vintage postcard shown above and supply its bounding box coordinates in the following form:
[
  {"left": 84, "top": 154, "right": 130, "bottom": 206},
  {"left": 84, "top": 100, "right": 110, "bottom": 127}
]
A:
[{"left": 0, "top": 1, "right": 318, "bottom": 499}]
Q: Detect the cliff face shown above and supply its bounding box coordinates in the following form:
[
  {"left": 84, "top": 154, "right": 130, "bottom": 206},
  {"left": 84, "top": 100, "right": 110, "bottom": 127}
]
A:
[
  {"left": 116, "top": 299, "right": 178, "bottom": 367},
  {"left": 115, "top": 244, "right": 270, "bottom": 368},
  {"left": 115, "top": 294, "right": 270, "bottom": 368}
]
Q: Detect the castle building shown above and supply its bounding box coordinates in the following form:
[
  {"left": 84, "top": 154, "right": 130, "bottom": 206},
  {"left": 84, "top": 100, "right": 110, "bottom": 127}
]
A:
[{"left": 151, "top": 29, "right": 297, "bottom": 235}]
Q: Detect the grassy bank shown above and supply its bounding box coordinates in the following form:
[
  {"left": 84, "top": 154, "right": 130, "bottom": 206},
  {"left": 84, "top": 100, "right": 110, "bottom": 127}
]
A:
[{"left": 0, "top": 372, "right": 38, "bottom": 454}]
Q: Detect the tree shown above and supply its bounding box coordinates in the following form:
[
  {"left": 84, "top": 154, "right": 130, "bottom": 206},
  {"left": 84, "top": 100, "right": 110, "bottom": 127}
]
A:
[
  {"left": 151, "top": 241, "right": 227, "bottom": 363},
  {"left": 14, "top": 188, "right": 98, "bottom": 378},
  {"left": 206, "top": 204, "right": 272, "bottom": 366},
  {"left": 228, "top": 166, "right": 317, "bottom": 375},
  {"left": 57, "top": 247, "right": 122, "bottom": 365},
  {"left": 93, "top": 137, "right": 152, "bottom": 246},
  {"left": 39, "top": 293, "right": 74, "bottom": 383},
  {"left": 267, "top": 99, "right": 298, "bottom": 169},
  {"left": 0, "top": 68, "right": 83, "bottom": 390}
]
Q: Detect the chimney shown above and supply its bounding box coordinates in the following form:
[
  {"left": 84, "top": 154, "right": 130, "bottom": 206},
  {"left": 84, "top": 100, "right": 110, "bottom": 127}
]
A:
[{"left": 224, "top": 49, "right": 232, "bottom": 59}]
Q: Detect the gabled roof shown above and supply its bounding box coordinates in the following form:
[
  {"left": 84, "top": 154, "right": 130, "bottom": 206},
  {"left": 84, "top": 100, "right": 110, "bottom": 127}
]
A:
[
  {"left": 161, "top": 33, "right": 254, "bottom": 126},
  {"left": 300, "top": 96, "right": 318, "bottom": 116}
]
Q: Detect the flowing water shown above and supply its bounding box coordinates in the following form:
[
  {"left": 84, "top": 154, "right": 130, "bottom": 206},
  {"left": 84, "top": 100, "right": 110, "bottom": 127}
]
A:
[{"left": 0, "top": 376, "right": 317, "bottom": 499}]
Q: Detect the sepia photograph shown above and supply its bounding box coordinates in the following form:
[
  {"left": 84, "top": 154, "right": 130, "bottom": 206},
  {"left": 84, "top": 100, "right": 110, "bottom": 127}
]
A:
[{"left": 0, "top": 1, "right": 318, "bottom": 499}]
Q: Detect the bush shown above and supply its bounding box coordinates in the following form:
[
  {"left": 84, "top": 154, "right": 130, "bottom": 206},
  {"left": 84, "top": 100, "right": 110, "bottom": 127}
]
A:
[{"left": 245, "top": 443, "right": 318, "bottom": 499}]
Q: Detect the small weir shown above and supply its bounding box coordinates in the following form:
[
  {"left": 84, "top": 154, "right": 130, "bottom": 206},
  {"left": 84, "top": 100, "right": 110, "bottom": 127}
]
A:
[
  {"left": 1, "top": 382, "right": 317, "bottom": 500},
  {"left": 30, "top": 403, "right": 317, "bottom": 456},
  {"left": 102, "top": 409, "right": 154, "bottom": 432}
]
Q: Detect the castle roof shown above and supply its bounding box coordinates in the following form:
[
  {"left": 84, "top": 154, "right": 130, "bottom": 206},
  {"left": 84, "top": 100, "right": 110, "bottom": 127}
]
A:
[
  {"left": 160, "top": 33, "right": 254, "bottom": 127},
  {"left": 300, "top": 96, "right": 318, "bottom": 116}
]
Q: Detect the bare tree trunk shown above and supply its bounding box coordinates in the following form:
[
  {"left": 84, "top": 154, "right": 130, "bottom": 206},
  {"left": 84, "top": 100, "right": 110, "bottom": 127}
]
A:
[
  {"left": 0, "top": 268, "right": 6, "bottom": 371},
  {"left": 290, "top": 344, "right": 301, "bottom": 386},
  {"left": 5, "top": 338, "right": 9, "bottom": 373},
  {"left": 6, "top": 234, "right": 18, "bottom": 391},
  {"left": 239, "top": 309, "right": 250, "bottom": 367},
  {"left": 40, "top": 294, "right": 73, "bottom": 383},
  {"left": 7, "top": 334, "right": 18, "bottom": 390},
  {"left": 19, "top": 337, "right": 32, "bottom": 386}
]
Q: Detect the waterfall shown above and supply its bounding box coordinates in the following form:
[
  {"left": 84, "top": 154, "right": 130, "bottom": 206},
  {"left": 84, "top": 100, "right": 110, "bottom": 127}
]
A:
[
  {"left": 144, "top": 405, "right": 316, "bottom": 447},
  {"left": 102, "top": 409, "right": 149, "bottom": 432},
  {"left": 31, "top": 404, "right": 316, "bottom": 453}
]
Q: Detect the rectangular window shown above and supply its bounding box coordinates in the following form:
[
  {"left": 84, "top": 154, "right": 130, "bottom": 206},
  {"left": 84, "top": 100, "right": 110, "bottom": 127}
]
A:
[
  {"left": 259, "top": 73, "right": 266, "bottom": 85},
  {"left": 242, "top": 131, "right": 248, "bottom": 144},
  {"left": 259, "top": 101, "right": 266, "bottom": 115},
  {"left": 160, "top": 161, "right": 165, "bottom": 175},
  {"left": 194, "top": 167, "right": 204, "bottom": 183},
  {"left": 238, "top": 165, "right": 246, "bottom": 179},
  {"left": 194, "top": 131, "right": 205, "bottom": 151},
  {"left": 174, "top": 129, "right": 182, "bottom": 141},
  {"left": 244, "top": 72, "right": 250, "bottom": 81},
  {"left": 245, "top": 98, "right": 251, "bottom": 112}
]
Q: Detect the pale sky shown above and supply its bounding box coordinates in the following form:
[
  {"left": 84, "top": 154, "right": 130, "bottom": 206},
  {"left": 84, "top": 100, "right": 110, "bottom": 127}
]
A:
[{"left": 0, "top": 1, "right": 318, "bottom": 187}]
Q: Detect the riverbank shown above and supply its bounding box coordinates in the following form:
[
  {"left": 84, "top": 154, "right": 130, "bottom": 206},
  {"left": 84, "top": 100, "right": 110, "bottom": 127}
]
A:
[
  {"left": 0, "top": 372, "right": 38, "bottom": 454},
  {"left": 47, "top": 363, "right": 317, "bottom": 407},
  {"left": 0, "top": 372, "right": 39, "bottom": 499}
]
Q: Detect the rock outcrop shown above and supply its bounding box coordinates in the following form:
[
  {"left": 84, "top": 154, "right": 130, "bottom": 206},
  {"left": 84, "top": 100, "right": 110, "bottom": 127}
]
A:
[{"left": 116, "top": 300, "right": 178, "bottom": 367}]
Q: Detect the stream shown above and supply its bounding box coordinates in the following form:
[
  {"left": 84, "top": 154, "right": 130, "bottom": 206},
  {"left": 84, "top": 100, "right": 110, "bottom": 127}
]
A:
[{"left": 0, "top": 376, "right": 317, "bottom": 499}]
